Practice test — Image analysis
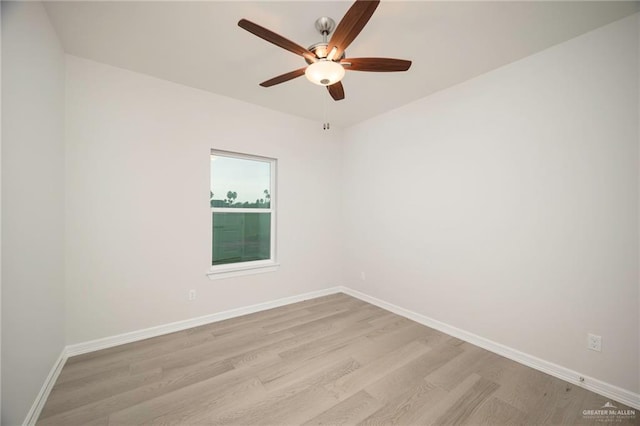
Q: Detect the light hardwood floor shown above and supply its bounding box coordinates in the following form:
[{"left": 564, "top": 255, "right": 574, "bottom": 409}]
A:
[{"left": 37, "top": 293, "right": 637, "bottom": 425}]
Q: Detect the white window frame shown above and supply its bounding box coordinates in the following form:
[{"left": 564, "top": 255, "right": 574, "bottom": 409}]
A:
[{"left": 207, "top": 149, "right": 278, "bottom": 279}]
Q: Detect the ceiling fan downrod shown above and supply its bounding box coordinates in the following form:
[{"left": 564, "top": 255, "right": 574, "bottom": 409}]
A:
[
  {"left": 306, "top": 17, "right": 343, "bottom": 63},
  {"left": 314, "top": 17, "right": 335, "bottom": 42}
]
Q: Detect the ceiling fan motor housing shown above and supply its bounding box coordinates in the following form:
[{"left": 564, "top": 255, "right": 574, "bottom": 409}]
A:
[
  {"left": 306, "top": 17, "right": 345, "bottom": 64},
  {"left": 305, "top": 42, "right": 346, "bottom": 64}
]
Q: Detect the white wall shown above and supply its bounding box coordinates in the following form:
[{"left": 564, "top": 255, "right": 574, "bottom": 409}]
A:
[
  {"left": 342, "top": 14, "right": 639, "bottom": 393},
  {"left": 64, "top": 56, "right": 343, "bottom": 344},
  {"left": 1, "top": 2, "right": 66, "bottom": 424}
]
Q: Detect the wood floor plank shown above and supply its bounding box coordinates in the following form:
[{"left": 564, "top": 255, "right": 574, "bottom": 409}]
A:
[
  {"left": 53, "top": 364, "right": 131, "bottom": 390},
  {"left": 269, "top": 357, "right": 362, "bottom": 397},
  {"left": 353, "top": 322, "right": 432, "bottom": 365},
  {"left": 524, "top": 380, "right": 596, "bottom": 425},
  {"left": 128, "top": 327, "right": 291, "bottom": 374},
  {"left": 225, "top": 321, "right": 357, "bottom": 370},
  {"left": 327, "top": 339, "right": 431, "bottom": 400},
  {"left": 56, "top": 327, "right": 219, "bottom": 386},
  {"left": 491, "top": 357, "right": 556, "bottom": 414},
  {"left": 411, "top": 373, "right": 485, "bottom": 424},
  {"left": 64, "top": 327, "right": 209, "bottom": 365},
  {"left": 364, "top": 342, "right": 464, "bottom": 402},
  {"left": 276, "top": 304, "right": 376, "bottom": 337},
  {"left": 56, "top": 358, "right": 135, "bottom": 386},
  {"left": 128, "top": 354, "right": 289, "bottom": 425},
  {"left": 277, "top": 320, "right": 373, "bottom": 361},
  {"left": 464, "top": 396, "right": 527, "bottom": 425},
  {"left": 40, "top": 368, "right": 163, "bottom": 419},
  {"left": 359, "top": 380, "right": 447, "bottom": 425},
  {"left": 38, "top": 293, "right": 639, "bottom": 426},
  {"left": 38, "top": 359, "right": 235, "bottom": 425},
  {"left": 425, "top": 342, "right": 496, "bottom": 391},
  {"left": 205, "top": 358, "right": 363, "bottom": 425},
  {"left": 211, "top": 385, "right": 338, "bottom": 426},
  {"left": 262, "top": 304, "right": 354, "bottom": 334},
  {"left": 108, "top": 377, "right": 266, "bottom": 425},
  {"left": 303, "top": 390, "right": 380, "bottom": 426},
  {"left": 62, "top": 324, "right": 217, "bottom": 372},
  {"left": 433, "top": 376, "right": 500, "bottom": 425},
  {"left": 259, "top": 341, "right": 366, "bottom": 392}
]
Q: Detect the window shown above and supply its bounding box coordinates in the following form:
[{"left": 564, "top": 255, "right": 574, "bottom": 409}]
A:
[{"left": 209, "top": 150, "right": 277, "bottom": 276}]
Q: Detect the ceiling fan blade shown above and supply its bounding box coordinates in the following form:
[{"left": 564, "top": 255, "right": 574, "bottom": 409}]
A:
[
  {"left": 260, "top": 68, "right": 307, "bottom": 87},
  {"left": 238, "top": 19, "right": 317, "bottom": 62},
  {"left": 327, "top": 81, "right": 345, "bottom": 101},
  {"left": 341, "top": 57, "right": 411, "bottom": 72},
  {"left": 327, "top": 0, "right": 380, "bottom": 60}
]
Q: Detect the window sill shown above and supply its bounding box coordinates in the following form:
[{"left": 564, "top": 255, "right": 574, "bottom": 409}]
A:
[{"left": 206, "top": 263, "right": 280, "bottom": 280}]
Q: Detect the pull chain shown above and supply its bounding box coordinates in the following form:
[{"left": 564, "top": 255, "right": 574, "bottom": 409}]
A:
[{"left": 322, "top": 88, "right": 330, "bottom": 130}]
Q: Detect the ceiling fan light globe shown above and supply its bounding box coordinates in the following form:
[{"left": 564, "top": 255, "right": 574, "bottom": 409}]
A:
[{"left": 305, "top": 60, "right": 345, "bottom": 86}]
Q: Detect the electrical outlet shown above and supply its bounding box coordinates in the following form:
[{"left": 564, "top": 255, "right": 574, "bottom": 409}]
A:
[
  {"left": 587, "top": 333, "right": 602, "bottom": 352},
  {"left": 188, "top": 289, "right": 196, "bottom": 301},
  {"left": 360, "top": 271, "right": 366, "bottom": 281}
]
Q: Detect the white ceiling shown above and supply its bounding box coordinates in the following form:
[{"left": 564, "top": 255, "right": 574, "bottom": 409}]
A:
[{"left": 44, "top": 1, "right": 639, "bottom": 128}]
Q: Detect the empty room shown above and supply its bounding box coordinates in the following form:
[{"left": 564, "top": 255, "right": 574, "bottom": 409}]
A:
[{"left": 2, "top": 0, "right": 639, "bottom": 424}]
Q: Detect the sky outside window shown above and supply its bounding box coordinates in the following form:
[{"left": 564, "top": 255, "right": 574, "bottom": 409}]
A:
[{"left": 211, "top": 155, "right": 271, "bottom": 204}]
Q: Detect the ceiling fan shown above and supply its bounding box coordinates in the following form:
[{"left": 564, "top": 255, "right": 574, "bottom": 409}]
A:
[{"left": 238, "top": 0, "right": 411, "bottom": 101}]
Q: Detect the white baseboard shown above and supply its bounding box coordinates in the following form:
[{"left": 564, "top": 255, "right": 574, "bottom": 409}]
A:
[
  {"left": 340, "top": 286, "right": 640, "bottom": 410},
  {"left": 26, "top": 287, "right": 343, "bottom": 425},
  {"left": 66, "top": 286, "right": 343, "bottom": 357},
  {"left": 22, "top": 348, "right": 67, "bottom": 426},
  {"left": 29, "top": 284, "right": 638, "bottom": 425}
]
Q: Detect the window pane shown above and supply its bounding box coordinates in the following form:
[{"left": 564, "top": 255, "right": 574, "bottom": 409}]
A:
[
  {"left": 210, "top": 155, "right": 271, "bottom": 208},
  {"left": 212, "top": 212, "right": 271, "bottom": 265}
]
